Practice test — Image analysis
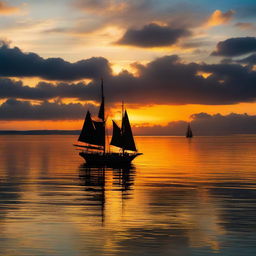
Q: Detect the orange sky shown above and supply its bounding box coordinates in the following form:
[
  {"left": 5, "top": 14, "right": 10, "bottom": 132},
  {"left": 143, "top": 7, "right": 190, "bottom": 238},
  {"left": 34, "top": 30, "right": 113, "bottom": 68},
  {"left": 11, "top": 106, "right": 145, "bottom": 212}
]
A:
[{"left": 0, "top": 0, "right": 256, "bottom": 130}]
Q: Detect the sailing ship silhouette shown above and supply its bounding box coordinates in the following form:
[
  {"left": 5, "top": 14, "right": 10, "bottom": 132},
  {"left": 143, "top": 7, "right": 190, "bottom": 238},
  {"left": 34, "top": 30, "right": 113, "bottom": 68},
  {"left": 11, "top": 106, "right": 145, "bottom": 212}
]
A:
[
  {"left": 74, "top": 80, "right": 142, "bottom": 165},
  {"left": 186, "top": 123, "right": 193, "bottom": 138}
]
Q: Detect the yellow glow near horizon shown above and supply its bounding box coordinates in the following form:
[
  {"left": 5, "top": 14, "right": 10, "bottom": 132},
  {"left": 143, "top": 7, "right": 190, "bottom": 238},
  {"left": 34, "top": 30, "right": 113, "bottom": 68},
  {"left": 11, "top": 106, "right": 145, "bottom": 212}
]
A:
[
  {"left": 196, "top": 71, "right": 212, "bottom": 79},
  {"left": 119, "top": 102, "right": 256, "bottom": 126},
  {"left": 1, "top": 102, "right": 256, "bottom": 130},
  {"left": 111, "top": 62, "right": 136, "bottom": 75},
  {"left": 12, "top": 77, "right": 43, "bottom": 86}
]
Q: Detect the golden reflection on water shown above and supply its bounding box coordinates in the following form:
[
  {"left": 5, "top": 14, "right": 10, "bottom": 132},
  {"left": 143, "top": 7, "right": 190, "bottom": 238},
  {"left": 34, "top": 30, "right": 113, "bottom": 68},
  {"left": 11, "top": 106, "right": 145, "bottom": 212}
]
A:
[{"left": 0, "top": 135, "right": 256, "bottom": 255}]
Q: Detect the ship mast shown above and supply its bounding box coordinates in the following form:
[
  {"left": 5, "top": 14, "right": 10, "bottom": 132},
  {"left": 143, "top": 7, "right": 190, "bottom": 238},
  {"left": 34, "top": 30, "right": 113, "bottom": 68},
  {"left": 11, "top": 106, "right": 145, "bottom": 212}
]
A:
[
  {"left": 121, "top": 101, "right": 124, "bottom": 155},
  {"left": 100, "top": 78, "right": 106, "bottom": 154}
]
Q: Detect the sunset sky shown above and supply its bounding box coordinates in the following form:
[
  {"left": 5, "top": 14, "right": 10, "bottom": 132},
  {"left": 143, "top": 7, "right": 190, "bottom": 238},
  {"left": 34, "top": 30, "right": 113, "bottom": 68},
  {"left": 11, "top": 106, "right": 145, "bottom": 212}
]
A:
[{"left": 0, "top": 0, "right": 256, "bottom": 133}]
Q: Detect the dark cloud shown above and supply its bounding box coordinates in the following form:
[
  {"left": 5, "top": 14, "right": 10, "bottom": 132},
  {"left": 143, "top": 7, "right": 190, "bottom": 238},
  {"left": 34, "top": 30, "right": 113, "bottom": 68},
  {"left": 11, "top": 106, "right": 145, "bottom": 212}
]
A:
[
  {"left": 116, "top": 23, "right": 190, "bottom": 48},
  {"left": 190, "top": 112, "right": 256, "bottom": 135},
  {"left": 106, "top": 56, "right": 256, "bottom": 105},
  {"left": 0, "top": 43, "right": 111, "bottom": 81},
  {"left": 237, "top": 53, "right": 256, "bottom": 65},
  {"left": 211, "top": 37, "right": 256, "bottom": 57},
  {"left": 1, "top": 54, "right": 256, "bottom": 105},
  {"left": 133, "top": 121, "right": 187, "bottom": 136},
  {"left": 133, "top": 113, "right": 256, "bottom": 136},
  {"left": 0, "top": 78, "right": 100, "bottom": 101},
  {"left": 0, "top": 99, "right": 97, "bottom": 120},
  {"left": 0, "top": 78, "right": 53, "bottom": 100}
]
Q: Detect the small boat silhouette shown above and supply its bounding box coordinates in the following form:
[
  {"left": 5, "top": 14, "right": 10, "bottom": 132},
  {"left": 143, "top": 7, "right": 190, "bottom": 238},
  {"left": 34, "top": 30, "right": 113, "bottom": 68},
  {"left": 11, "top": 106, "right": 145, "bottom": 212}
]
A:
[{"left": 186, "top": 123, "right": 193, "bottom": 138}]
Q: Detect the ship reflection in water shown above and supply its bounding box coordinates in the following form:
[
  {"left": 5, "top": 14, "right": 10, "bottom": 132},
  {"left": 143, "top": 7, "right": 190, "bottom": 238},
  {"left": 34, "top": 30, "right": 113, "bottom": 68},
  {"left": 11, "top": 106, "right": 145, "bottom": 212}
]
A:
[
  {"left": 0, "top": 135, "right": 256, "bottom": 256},
  {"left": 78, "top": 164, "right": 136, "bottom": 224}
]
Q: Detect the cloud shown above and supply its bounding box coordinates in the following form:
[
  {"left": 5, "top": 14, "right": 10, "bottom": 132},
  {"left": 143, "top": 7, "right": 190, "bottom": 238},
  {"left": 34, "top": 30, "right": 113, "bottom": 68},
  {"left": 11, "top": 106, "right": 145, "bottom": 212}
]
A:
[
  {"left": 0, "top": 38, "right": 11, "bottom": 47},
  {"left": 179, "top": 38, "right": 211, "bottom": 49},
  {"left": 211, "top": 37, "right": 256, "bottom": 57},
  {"left": 235, "top": 22, "right": 255, "bottom": 30},
  {"left": 205, "top": 10, "right": 235, "bottom": 27},
  {"left": 0, "top": 99, "right": 97, "bottom": 120},
  {"left": 43, "top": 27, "right": 71, "bottom": 34},
  {"left": 133, "top": 113, "right": 256, "bottom": 135},
  {"left": 0, "top": 1, "right": 19, "bottom": 15},
  {"left": 116, "top": 23, "right": 190, "bottom": 48},
  {"left": 190, "top": 112, "right": 256, "bottom": 135},
  {"left": 237, "top": 53, "right": 256, "bottom": 65},
  {"left": 72, "top": 0, "right": 158, "bottom": 33},
  {"left": 133, "top": 121, "right": 187, "bottom": 136},
  {"left": 0, "top": 78, "right": 100, "bottom": 101},
  {"left": 71, "top": 0, "right": 206, "bottom": 34},
  {"left": 106, "top": 55, "right": 256, "bottom": 105},
  {"left": 74, "top": 0, "right": 128, "bottom": 15},
  {"left": 0, "top": 43, "right": 111, "bottom": 81},
  {"left": 1, "top": 53, "right": 256, "bottom": 105}
]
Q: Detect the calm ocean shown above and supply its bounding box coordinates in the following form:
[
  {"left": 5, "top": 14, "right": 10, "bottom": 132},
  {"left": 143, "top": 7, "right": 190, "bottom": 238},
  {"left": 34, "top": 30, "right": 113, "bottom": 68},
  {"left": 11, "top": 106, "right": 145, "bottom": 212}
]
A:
[{"left": 0, "top": 135, "right": 255, "bottom": 256}]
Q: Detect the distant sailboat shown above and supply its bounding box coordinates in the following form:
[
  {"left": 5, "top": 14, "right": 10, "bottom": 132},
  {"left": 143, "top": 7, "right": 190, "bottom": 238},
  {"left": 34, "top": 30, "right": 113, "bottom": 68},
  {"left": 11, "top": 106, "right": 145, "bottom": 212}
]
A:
[
  {"left": 74, "top": 80, "right": 142, "bottom": 165},
  {"left": 186, "top": 123, "right": 193, "bottom": 138}
]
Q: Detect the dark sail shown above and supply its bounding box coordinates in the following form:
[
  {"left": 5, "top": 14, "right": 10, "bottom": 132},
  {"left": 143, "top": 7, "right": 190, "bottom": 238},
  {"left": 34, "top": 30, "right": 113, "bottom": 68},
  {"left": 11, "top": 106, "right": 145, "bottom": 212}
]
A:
[
  {"left": 78, "top": 111, "right": 105, "bottom": 147},
  {"left": 110, "top": 111, "right": 137, "bottom": 151},
  {"left": 122, "top": 110, "right": 137, "bottom": 151},
  {"left": 110, "top": 120, "right": 123, "bottom": 148},
  {"left": 93, "top": 121, "right": 105, "bottom": 146},
  {"left": 78, "top": 111, "right": 96, "bottom": 144},
  {"left": 186, "top": 123, "right": 193, "bottom": 138}
]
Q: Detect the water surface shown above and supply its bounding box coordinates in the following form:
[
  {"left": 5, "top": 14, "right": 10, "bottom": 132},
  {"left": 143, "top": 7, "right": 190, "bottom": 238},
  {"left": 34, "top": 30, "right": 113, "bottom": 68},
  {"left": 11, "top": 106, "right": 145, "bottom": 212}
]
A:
[{"left": 0, "top": 135, "right": 255, "bottom": 256}]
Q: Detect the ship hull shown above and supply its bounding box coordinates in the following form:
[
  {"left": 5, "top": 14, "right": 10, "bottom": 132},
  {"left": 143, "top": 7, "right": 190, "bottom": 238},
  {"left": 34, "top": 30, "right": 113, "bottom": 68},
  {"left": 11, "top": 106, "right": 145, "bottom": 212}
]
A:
[{"left": 79, "top": 152, "right": 142, "bottom": 166}]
